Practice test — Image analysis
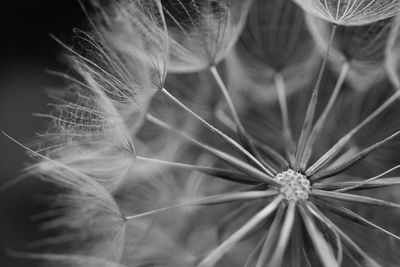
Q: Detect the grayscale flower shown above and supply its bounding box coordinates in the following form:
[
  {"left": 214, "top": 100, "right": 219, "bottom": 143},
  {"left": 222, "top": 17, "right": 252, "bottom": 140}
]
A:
[
  {"left": 120, "top": 51, "right": 400, "bottom": 266},
  {"left": 8, "top": 0, "right": 400, "bottom": 267}
]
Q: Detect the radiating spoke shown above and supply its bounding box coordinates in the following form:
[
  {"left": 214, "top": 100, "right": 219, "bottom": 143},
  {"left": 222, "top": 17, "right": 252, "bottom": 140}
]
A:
[
  {"left": 210, "top": 66, "right": 274, "bottom": 173},
  {"left": 160, "top": 88, "right": 276, "bottom": 175},
  {"left": 311, "top": 130, "right": 400, "bottom": 181},
  {"left": 298, "top": 203, "right": 339, "bottom": 267},
  {"left": 146, "top": 114, "right": 279, "bottom": 186},
  {"left": 336, "top": 165, "right": 400, "bottom": 192},
  {"left": 307, "top": 203, "right": 381, "bottom": 267},
  {"left": 125, "top": 189, "right": 278, "bottom": 221},
  {"left": 315, "top": 199, "right": 400, "bottom": 242},
  {"left": 215, "top": 109, "right": 289, "bottom": 169},
  {"left": 312, "top": 189, "right": 400, "bottom": 209},
  {"left": 197, "top": 196, "right": 283, "bottom": 267},
  {"left": 307, "top": 91, "right": 400, "bottom": 176},
  {"left": 275, "top": 73, "right": 296, "bottom": 165},
  {"left": 267, "top": 201, "right": 296, "bottom": 266},
  {"left": 295, "top": 24, "right": 337, "bottom": 171},
  {"left": 136, "top": 156, "right": 259, "bottom": 185},
  {"left": 313, "top": 177, "right": 400, "bottom": 191},
  {"left": 300, "top": 62, "right": 350, "bottom": 171},
  {"left": 255, "top": 204, "right": 286, "bottom": 267}
]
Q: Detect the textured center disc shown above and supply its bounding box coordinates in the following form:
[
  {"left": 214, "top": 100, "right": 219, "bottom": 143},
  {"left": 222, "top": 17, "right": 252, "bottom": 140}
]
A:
[{"left": 275, "top": 169, "right": 310, "bottom": 201}]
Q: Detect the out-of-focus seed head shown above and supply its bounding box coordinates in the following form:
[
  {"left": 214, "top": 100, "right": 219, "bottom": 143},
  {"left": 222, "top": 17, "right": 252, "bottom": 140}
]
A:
[
  {"left": 306, "top": 14, "right": 399, "bottom": 91},
  {"left": 19, "top": 0, "right": 400, "bottom": 266},
  {"left": 307, "top": 15, "right": 396, "bottom": 64},
  {"left": 293, "top": 0, "right": 400, "bottom": 26},
  {"left": 227, "top": 0, "right": 320, "bottom": 104}
]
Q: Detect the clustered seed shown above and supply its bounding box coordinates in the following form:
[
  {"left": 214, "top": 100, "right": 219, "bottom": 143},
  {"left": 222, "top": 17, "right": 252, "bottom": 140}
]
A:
[{"left": 275, "top": 169, "right": 310, "bottom": 201}]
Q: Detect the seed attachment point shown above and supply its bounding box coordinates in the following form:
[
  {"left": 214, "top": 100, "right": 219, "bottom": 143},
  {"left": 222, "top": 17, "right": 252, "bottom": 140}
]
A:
[{"left": 275, "top": 169, "right": 310, "bottom": 201}]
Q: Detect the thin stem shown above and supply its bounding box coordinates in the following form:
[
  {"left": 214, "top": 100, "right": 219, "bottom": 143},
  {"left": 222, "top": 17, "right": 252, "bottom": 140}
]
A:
[
  {"left": 255, "top": 204, "right": 286, "bottom": 267},
  {"left": 275, "top": 73, "right": 296, "bottom": 165},
  {"left": 294, "top": 24, "right": 337, "bottom": 171},
  {"left": 304, "top": 202, "right": 343, "bottom": 265},
  {"left": 125, "top": 189, "right": 278, "bottom": 221},
  {"left": 160, "top": 88, "right": 276, "bottom": 176},
  {"left": 307, "top": 202, "right": 380, "bottom": 267},
  {"left": 311, "top": 130, "right": 400, "bottom": 181},
  {"left": 268, "top": 201, "right": 296, "bottom": 266},
  {"left": 197, "top": 196, "right": 283, "bottom": 267},
  {"left": 146, "top": 114, "right": 279, "bottom": 186},
  {"left": 307, "top": 90, "right": 400, "bottom": 176},
  {"left": 335, "top": 164, "right": 400, "bottom": 192},
  {"left": 209, "top": 66, "right": 243, "bottom": 135},
  {"left": 209, "top": 66, "right": 272, "bottom": 172},
  {"left": 216, "top": 108, "right": 289, "bottom": 168},
  {"left": 313, "top": 177, "right": 400, "bottom": 191},
  {"left": 303, "top": 248, "right": 313, "bottom": 267},
  {"left": 324, "top": 146, "right": 358, "bottom": 170},
  {"left": 312, "top": 189, "right": 400, "bottom": 209},
  {"left": 136, "top": 156, "right": 260, "bottom": 185},
  {"left": 315, "top": 199, "right": 400, "bottom": 242},
  {"left": 298, "top": 203, "right": 339, "bottom": 267},
  {"left": 300, "top": 61, "right": 350, "bottom": 171}
]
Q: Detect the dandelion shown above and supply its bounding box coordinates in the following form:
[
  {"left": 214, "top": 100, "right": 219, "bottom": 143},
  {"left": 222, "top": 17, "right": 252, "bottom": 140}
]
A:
[
  {"left": 8, "top": 0, "right": 400, "bottom": 266},
  {"left": 126, "top": 56, "right": 400, "bottom": 267}
]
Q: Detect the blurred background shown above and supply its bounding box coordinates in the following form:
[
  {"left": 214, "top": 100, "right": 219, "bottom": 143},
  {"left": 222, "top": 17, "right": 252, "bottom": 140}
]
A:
[{"left": 0, "top": 1, "right": 86, "bottom": 265}]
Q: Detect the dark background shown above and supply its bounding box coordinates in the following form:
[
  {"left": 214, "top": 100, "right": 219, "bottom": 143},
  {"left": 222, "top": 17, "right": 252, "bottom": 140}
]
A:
[{"left": 0, "top": 1, "right": 86, "bottom": 266}]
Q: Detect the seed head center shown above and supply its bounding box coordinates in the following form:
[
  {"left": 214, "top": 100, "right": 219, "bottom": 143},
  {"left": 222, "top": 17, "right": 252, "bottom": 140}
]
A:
[{"left": 275, "top": 169, "right": 310, "bottom": 201}]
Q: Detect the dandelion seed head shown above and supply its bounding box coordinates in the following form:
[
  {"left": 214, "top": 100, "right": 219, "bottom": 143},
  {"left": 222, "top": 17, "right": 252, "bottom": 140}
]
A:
[
  {"left": 306, "top": 15, "right": 397, "bottom": 65},
  {"left": 275, "top": 169, "right": 310, "bottom": 201},
  {"left": 18, "top": 0, "right": 400, "bottom": 265}
]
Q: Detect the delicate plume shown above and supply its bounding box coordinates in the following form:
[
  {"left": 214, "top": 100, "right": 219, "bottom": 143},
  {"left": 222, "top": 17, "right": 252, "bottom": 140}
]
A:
[
  {"left": 35, "top": 26, "right": 160, "bottom": 191},
  {"left": 164, "top": 0, "right": 252, "bottom": 72},
  {"left": 90, "top": 0, "right": 168, "bottom": 88},
  {"left": 24, "top": 154, "right": 126, "bottom": 265},
  {"left": 293, "top": 0, "right": 400, "bottom": 26},
  {"left": 11, "top": 0, "right": 400, "bottom": 266},
  {"left": 91, "top": 0, "right": 251, "bottom": 73}
]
